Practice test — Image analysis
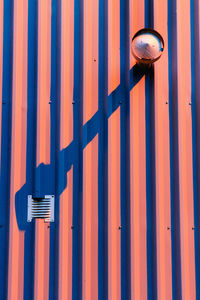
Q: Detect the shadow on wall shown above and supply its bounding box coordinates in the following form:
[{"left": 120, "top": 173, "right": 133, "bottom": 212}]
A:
[
  {"left": 15, "top": 63, "right": 147, "bottom": 230},
  {"left": 12, "top": 43, "right": 150, "bottom": 300},
  {"left": 0, "top": 0, "right": 157, "bottom": 299}
]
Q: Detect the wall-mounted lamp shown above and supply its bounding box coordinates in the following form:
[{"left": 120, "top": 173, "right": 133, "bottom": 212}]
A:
[{"left": 131, "top": 28, "right": 164, "bottom": 65}]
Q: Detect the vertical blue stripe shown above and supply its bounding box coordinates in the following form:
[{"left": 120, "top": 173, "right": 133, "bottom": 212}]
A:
[
  {"left": 0, "top": 0, "right": 14, "bottom": 298},
  {"left": 168, "top": 0, "right": 182, "bottom": 299},
  {"left": 145, "top": 67, "right": 157, "bottom": 300},
  {"left": 49, "top": 0, "right": 61, "bottom": 299},
  {"left": 145, "top": 1, "right": 157, "bottom": 299},
  {"left": 120, "top": 0, "right": 131, "bottom": 299},
  {"left": 33, "top": 0, "right": 40, "bottom": 197},
  {"left": 145, "top": 0, "right": 154, "bottom": 30},
  {"left": 98, "top": 0, "right": 108, "bottom": 299},
  {"left": 72, "top": 0, "right": 83, "bottom": 299}
]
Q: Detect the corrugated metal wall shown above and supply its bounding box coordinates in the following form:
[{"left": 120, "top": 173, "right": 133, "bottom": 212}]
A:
[{"left": 0, "top": 0, "right": 200, "bottom": 299}]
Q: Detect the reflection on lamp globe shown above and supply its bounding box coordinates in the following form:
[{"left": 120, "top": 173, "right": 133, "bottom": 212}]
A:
[{"left": 131, "top": 28, "right": 164, "bottom": 64}]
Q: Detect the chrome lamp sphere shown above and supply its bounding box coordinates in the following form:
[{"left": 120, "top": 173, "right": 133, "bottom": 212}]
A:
[{"left": 131, "top": 28, "right": 164, "bottom": 64}]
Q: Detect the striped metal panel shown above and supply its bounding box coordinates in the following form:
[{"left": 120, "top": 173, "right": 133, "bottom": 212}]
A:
[{"left": 0, "top": 0, "right": 200, "bottom": 299}]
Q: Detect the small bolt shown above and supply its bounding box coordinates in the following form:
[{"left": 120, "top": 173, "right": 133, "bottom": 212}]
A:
[
  {"left": 49, "top": 101, "right": 52, "bottom": 104},
  {"left": 47, "top": 225, "right": 50, "bottom": 228},
  {"left": 119, "top": 101, "right": 122, "bottom": 105},
  {"left": 118, "top": 226, "right": 122, "bottom": 230},
  {"left": 71, "top": 225, "right": 74, "bottom": 229},
  {"left": 192, "top": 227, "right": 195, "bottom": 230},
  {"left": 167, "top": 227, "right": 170, "bottom": 230},
  {"left": 94, "top": 59, "right": 96, "bottom": 62},
  {"left": 189, "top": 102, "right": 192, "bottom": 106},
  {"left": 166, "top": 101, "right": 168, "bottom": 104},
  {"left": 72, "top": 101, "right": 75, "bottom": 104}
]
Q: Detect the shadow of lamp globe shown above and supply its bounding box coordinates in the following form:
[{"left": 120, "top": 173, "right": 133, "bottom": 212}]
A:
[{"left": 131, "top": 28, "right": 164, "bottom": 68}]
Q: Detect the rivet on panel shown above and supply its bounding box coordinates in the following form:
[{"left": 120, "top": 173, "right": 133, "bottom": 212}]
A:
[
  {"left": 189, "top": 102, "right": 192, "bottom": 106},
  {"left": 167, "top": 227, "right": 170, "bottom": 230},
  {"left": 165, "top": 101, "right": 168, "bottom": 104},
  {"left": 72, "top": 101, "right": 75, "bottom": 105},
  {"left": 192, "top": 227, "right": 195, "bottom": 230},
  {"left": 71, "top": 225, "right": 74, "bottom": 229},
  {"left": 118, "top": 226, "right": 122, "bottom": 230}
]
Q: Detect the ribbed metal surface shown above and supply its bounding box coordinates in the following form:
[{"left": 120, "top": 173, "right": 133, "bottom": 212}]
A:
[
  {"left": 0, "top": 0, "right": 200, "bottom": 299},
  {"left": 27, "top": 195, "right": 55, "bottom": 222}
]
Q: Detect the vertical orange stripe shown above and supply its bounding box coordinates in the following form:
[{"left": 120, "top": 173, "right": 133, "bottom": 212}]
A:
[
  {"left": 82, "top": 0, "right": 99, "bottom": 299},
  {"left": 108, "top": 0, "right": 121, "bottom": 298},
  {"left": 108, "top": 108, "right": 121, "bottom": 300},
  {"left": 36, "top": 0, "right": 51, "bottom": 166},
  {"left": 60, "top": 0, "right": 74, "bottom": 149},
  {"left": 7, "top": 0, "right": 28, "bottom": 299},
  {"left": 130, "top": 1, "right": 147, "bottom": 299},
  {"left": 154, "top": 1, "right": 172, "bottom": 300},
  {"left": 130, "top": 79, "right": 147, "bottom": 300},
  {"left": 58, "top": 168, "right": 73, "bottom": 300},
  {"left": 108, "top": 0, "right": 120, "bottom": 94},
  {"left": 34, "top": 220, "right": 50, "bottom": 300},
  {"left": 83, "top": 137, "right": 98, "bottom": 300},
  {"left": 58, "top": 0, "right": 74, "bottom": 299},
  {"left": 177, "top": 0, "right": 196, "bottom": 299},
  {"left": 34, "top": 1, "right": 51, "bottom": 299},
  {"left": 83, "top": 0, "right": 98, "bottom": 125}
]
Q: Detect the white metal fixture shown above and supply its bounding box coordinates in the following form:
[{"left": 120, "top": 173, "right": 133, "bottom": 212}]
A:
[
  {"left": 27, "top": 195, "right": 55, "bottom": 222},
  {"left": 131, "top": 28, "right": 164, "bottom": 64}
]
